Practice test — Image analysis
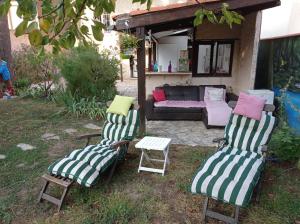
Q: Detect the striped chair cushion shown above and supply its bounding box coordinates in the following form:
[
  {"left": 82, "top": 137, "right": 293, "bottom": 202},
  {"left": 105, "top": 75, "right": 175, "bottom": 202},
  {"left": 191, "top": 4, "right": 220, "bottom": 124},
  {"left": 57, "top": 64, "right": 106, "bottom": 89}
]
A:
[
  {"left": 102, "top": 110, "right": 139, "bottom": 142},
  {"left": 191, "top": 146, "right": 264, "bottom": 207},
  {"left": 48, "top": 109, "right": 139, "bottom": 187},
  {"left": 224, "top": 113, "right": 276, "bottom": 154},
  {"left": 48, "top": 144, "right": 117, "bottom": 187}
]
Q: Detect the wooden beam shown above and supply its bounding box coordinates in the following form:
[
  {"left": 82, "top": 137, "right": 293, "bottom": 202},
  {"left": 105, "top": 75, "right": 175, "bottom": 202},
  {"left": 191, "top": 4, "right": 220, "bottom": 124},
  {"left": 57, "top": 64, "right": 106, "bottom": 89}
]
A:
[
  {"left": 115, "top": 0, "right": 280, "bottom": 31},
  {"left": 136, "top": 27, "right": 146, "bottom": 135}
]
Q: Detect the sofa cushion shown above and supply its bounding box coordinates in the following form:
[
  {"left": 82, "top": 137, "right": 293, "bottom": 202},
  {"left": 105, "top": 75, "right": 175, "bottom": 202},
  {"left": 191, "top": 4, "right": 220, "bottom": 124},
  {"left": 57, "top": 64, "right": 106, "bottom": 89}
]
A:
[
  {"left": 204, "top": 87, "right": 226, "bottom": 102},
  {"left": 233, "top": 92, "right": 266, "bottom": 120},
  {"left": 163, "top": 86, "right": 199, "bottom": 101},
  {"left": 152, "top": 89, "right": 166, "bottom": 102},
  {"left": 199, "top": 85, "right": 226, "bottom": 101},
  {"left": 154, "top": 107, "right": 202, "bottom": 113},
  {"left": 154, "top": 100, "right": 206, "bottom": 108}
]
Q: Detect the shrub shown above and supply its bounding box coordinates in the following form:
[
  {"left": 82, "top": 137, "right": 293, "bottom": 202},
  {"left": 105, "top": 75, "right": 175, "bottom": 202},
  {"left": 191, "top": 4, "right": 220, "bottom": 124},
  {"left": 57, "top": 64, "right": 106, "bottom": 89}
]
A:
[
  {"left": 57, "top": 46, "right": 119, "bottom": 102},
  {"left": 269, "top": 122, "right": 300, "bottom": 161},
  {"left": 51, "top": 90, "right": 107, "bottom": 120},
  {"left": 12, "top": 44, "right": 58, "bottom": 97}
]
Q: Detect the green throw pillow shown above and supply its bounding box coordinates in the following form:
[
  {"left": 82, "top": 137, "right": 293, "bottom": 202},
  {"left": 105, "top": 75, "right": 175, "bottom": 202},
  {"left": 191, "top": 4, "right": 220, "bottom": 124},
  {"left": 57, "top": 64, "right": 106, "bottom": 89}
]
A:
[{"left": 107, "top": 95, "right": 134, "bottom": 116}]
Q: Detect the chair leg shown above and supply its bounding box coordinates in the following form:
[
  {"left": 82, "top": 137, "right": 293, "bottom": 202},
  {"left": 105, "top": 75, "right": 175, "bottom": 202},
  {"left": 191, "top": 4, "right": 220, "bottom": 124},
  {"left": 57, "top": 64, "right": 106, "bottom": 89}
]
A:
[
  {"left": 107, "top": 159, "right": 118, "bottom": 184},
  {"left": 202, "top": 197, "right": 209, "bottom": 224},
  {"left": 38, "top": 179, "right": 49, "bottom": 203},
  {"left": 203, "top": 197, "right": 240, "bottom": 224},
  {"left": 58, "top": 186, "right": 70, "bottom": 211},
  {"left": 234, "top": 206, "right": 240, "bottom": 224},
  {"left": 38, "top": 174, "right": 73, "bottom": 211}
]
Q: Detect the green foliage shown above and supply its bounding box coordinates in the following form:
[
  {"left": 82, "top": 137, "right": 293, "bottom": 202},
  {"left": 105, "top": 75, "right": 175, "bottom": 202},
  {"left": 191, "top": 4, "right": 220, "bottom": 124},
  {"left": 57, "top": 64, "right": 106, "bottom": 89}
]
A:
[
  {"left": 12, "top": 44, "right": 58, "bottom": 97},
  {"left": 269, "top": 122, "right": 300, "bottom": 161},
  {"left": 1, "top": 0, "right": 242, "bottom": 52},
  {"left": 194, "top": 3, "right": 244, "bottom": 28},
  {"left": 57, "top": 46, "right": 119, "bottom": 102},
  {"left": 273, "top": 37, "right": 300, "bottom": 93},
  {"left": 119, "top": 33, "right": 140, "bottom": 54},
  {"left": 51, "top": 90, "right": 107, "bottom": 119}
]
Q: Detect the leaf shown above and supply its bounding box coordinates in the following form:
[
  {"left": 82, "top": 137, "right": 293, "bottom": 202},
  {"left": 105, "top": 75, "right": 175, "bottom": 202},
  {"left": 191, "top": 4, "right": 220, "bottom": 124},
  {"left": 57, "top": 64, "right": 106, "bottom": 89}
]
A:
[
  {"left": 92, "top": 21, "right": 104, "bottom": 41},
  {"left": 26, "top": 21, "right": 38, "bottom": 33},
  {"left": 15, "top": 20, "right": 28, "bottom": 37},
  {"left": 0, "top": 0, "right": 10, "bottom": 17},
  {"left": 80, "top": 25, "right": 89, "bottom": 35},
  {"left": 147, "top": 0, "right": 152, "bottom": 10},
  {"left": 39, "top": 19, "right": 51, "bottom": 33},
  {"left": 29, "top": 30, "right": 43, "bottom": 46}
]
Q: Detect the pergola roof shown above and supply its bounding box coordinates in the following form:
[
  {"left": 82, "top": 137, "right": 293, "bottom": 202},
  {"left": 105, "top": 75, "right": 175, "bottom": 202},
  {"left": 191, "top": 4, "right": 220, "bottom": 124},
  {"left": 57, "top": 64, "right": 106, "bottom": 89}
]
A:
[{"left": 114, "top": 0, "right": 280, "bottom": 31}]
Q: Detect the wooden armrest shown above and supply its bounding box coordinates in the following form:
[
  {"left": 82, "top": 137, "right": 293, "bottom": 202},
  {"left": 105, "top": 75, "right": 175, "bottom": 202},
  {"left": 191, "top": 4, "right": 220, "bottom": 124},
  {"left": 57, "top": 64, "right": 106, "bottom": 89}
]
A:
[
  {"left": 76, "top": 133, "right": 101, "bottom": 140},
  {"left": 212, "top": 137, "right": 226, "bottom": 143},
  {"left": 111, "top": 140, "right": 130, "bottom": 149}
]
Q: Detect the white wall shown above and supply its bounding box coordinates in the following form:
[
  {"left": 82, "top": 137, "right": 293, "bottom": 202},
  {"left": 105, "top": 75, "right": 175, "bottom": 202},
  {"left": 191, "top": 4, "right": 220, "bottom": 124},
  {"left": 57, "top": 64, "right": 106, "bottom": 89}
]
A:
[
  {"left": 236, "top": 12, "right": 262, "bottom": 93},
  {"left": 157, "top": 36, "right": 188, "bottom": 72},
  {"left": 261, "top": 0, "right": 300, "bottom": 39}
]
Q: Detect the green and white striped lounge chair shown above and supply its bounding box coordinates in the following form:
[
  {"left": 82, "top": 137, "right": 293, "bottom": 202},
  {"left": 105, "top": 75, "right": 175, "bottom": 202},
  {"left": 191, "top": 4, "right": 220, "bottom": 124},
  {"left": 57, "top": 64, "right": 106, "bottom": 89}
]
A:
[
  {"left": 191, "top": 101, "right": 276, "bottom": 224},
  {"left": 38, "top": 108, "right": 139, "bottom": 211}
]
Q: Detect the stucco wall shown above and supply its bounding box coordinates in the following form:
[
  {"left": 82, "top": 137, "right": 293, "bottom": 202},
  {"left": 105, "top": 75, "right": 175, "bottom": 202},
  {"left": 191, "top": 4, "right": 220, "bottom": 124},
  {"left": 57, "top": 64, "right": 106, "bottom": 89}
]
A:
[
  {"left": 145, "top": 12, "right": 261, "bottom": 96},
  {"left": 235, "top": 12, "right": 262, "bottom": 93}
]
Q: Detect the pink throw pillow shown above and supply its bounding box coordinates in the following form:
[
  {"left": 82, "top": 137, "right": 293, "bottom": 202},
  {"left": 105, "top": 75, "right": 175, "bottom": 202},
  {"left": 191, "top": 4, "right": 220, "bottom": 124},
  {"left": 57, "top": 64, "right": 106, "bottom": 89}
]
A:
[
  {"left": 152, "top": 89, "right": 166, "bottom": 102},
  {"left": 233, "top": 92, "right": 266, "bottom": 120}
]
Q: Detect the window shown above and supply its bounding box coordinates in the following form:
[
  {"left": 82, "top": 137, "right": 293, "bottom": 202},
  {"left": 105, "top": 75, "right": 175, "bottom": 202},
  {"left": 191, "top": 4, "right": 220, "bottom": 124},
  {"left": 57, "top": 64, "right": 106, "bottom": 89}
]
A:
[
  {"left": 193, "top": 40, "right": 234, "bottom": 77},
  {"left": 101, "top": 12, "right": 111, "bottom": 31}
]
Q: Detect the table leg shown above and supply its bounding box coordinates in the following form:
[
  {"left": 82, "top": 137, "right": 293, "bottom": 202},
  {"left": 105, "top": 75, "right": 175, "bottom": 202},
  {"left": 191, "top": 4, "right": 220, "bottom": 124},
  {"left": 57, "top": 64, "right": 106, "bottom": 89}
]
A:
[
  {"left": 138, "top": 149, "right": 145, "bottom": 173},
  {"left": 162, "top": 145, "right": 170, "bottom": 176}
]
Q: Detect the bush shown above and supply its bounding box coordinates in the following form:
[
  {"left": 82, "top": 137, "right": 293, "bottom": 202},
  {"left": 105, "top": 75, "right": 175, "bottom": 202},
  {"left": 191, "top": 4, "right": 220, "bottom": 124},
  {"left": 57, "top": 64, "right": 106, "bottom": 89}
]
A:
[
  {"left": 12, "top": 44, "right": 58, "bottom": 97},
  {"left": 269, "top": 122, "right": 300, "bottom": 161},
  {"left": 57, "top": 46, "right": 119, "bottom": 102}
]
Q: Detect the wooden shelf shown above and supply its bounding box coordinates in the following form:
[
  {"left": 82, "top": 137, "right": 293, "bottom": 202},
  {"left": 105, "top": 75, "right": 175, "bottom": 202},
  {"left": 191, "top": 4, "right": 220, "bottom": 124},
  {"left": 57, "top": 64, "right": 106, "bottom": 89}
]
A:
[{"left": 146, "top": 72, "right": 192, "bottom": 76}]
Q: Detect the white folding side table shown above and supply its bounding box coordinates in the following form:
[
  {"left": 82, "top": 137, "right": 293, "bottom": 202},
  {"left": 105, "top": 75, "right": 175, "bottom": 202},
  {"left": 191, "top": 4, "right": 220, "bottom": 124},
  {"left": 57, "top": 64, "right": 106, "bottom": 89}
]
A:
[{"left": 135, "top": 136, "right": 171, "bottom": 176}]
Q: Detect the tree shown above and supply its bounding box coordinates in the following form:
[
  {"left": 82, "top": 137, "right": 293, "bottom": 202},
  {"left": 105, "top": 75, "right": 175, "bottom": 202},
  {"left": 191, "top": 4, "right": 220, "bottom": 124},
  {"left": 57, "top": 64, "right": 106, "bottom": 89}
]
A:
[
  {"left": 0, "top": 0, "right": 243, "bottom": 52},
  {"left": 0, "top": 14, "right": 13, "bottom": 72}
]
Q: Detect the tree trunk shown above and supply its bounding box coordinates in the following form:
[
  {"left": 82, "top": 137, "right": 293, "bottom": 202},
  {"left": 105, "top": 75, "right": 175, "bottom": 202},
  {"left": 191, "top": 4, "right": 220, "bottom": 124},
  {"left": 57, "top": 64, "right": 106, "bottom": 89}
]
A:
[{"left": 0, "top": 15, "right": 13, "bottom": 75}]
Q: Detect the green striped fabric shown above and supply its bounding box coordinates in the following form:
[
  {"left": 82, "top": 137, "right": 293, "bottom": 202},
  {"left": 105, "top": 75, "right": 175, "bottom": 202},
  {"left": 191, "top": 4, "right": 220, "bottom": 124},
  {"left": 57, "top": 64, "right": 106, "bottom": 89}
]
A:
[
  {"left": 224, "top": 113, "right": 276, "bottom": 154},
  {"left": 191, "top": 113, "right": 276, "bottom": 207},
  {"left": 191, "top": 146, "right": 264, "bottom": 207},
  {"left": 48, "top": 109, "right": 139, "bottom": 187}
]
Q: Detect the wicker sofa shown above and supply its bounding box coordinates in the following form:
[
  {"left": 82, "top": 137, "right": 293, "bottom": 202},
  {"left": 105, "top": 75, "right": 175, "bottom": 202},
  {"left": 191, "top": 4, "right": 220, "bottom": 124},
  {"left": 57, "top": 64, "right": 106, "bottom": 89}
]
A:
[{"left": 145, "top": 85, "right": 237, "bottom": 128}]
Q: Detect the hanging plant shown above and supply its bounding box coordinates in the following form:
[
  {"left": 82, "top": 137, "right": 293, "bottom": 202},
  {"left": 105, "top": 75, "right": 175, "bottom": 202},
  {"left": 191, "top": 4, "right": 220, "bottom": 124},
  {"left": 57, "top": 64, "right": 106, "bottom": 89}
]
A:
[{"left": 119, "top": 33, "right": 140, "bottom": 56}]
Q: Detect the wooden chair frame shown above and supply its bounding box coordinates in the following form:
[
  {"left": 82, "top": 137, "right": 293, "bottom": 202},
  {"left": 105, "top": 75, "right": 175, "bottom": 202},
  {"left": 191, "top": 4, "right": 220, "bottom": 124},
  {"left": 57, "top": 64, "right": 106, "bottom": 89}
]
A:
[
  {"left": 199, "top": 101, "right": 275, "bottom": 224},
  {"left": 38, "top": 133, "right": 130, "bottom": 211}
]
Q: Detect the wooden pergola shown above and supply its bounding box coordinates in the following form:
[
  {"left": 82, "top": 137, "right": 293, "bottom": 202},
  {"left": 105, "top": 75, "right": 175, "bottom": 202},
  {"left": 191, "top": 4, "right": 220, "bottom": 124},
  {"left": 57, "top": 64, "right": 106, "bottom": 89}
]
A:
[{"left": 114, "top": 0, "right": 280, "bottom": 134}]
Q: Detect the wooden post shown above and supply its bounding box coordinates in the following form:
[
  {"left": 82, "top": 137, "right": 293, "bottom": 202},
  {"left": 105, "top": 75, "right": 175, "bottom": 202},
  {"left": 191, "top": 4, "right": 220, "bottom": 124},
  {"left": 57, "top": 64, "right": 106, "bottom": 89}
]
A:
[{"left": 136, "top": 27, "right": 146, "bottom": 135}]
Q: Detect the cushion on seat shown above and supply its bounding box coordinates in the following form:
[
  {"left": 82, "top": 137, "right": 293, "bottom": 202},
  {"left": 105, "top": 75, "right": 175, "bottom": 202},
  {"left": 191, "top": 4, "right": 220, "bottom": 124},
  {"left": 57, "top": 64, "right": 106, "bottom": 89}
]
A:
[
  {"left": 48, "top": 144, "right": 118, "bottom": 187},
  {"left": 154, "top": 100, "right": 206, "bottom": 108},
  {"left": 224, "top": 113, "right": 276, "bottom": 155},
  {"left": 191, "top": 146, "right": 264, "bottom": 207},
  {"left": 48, "top": 110, "right": 139, "bottom": 187}
]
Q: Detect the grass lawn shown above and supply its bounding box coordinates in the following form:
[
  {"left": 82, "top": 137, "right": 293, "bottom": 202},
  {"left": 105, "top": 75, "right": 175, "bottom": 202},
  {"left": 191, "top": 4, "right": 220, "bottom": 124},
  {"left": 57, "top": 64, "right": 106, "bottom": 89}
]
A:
[{"left": 0, "top": 98, "right": 299, "bottom": 224}]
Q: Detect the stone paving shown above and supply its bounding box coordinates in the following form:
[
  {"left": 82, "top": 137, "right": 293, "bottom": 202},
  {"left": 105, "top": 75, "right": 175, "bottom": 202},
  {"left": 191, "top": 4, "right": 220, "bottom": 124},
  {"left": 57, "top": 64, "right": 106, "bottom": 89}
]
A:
[
  {"left": 17, "top": 143, "right": 36, "bottom": 151},
  {"left": 116, "top": 79, "right": 138, "bottom": 98},
  {"left": 146, "top": 120, "right": 224, "bottom": 147}
]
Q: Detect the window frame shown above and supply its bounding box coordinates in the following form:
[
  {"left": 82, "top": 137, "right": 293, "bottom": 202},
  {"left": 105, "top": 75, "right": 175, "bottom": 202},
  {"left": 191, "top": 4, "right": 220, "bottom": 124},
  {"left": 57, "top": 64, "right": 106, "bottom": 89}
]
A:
[{"left": 192, "top": 39, "right": 234, "bottom": 77}]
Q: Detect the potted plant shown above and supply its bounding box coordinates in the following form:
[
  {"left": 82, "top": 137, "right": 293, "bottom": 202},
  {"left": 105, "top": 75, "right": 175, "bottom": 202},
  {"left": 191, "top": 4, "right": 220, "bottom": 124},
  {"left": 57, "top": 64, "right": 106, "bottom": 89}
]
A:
[{"left": 119, "top": 33, "right": 140, "bottom": 56}]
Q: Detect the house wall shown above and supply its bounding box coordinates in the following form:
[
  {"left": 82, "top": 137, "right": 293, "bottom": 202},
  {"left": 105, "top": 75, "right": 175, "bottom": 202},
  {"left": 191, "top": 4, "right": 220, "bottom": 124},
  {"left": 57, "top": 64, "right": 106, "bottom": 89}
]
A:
[
  {"left": 145, "top": 12, "right": 262, "bottom": 96},
  {"left": 235, "top": 12, "right": 262, "bottom": 93}
]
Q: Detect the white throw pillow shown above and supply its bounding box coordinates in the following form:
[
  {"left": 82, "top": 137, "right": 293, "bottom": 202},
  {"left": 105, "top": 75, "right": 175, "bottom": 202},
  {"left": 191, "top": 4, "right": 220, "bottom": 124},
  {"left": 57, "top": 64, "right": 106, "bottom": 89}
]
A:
[{"left": 205, "top": 87, "right": 225, "bottom": 101}]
